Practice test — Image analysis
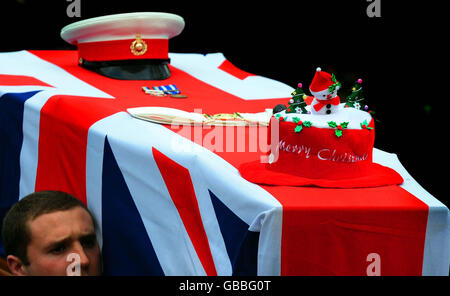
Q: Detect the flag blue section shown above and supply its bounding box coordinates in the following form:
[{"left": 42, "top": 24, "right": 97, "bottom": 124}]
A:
[
  {"left": 0, "top": 91, "right": 40, "bottom": 257},
  {"left": 208, "top": 189, "right": 258, "bottom": 275},
  {"left": 232, "top": 230, "right": 259, "bottom": 275},
  {"left": 101, "top": 137, "right": 164, "bottom": 275}
]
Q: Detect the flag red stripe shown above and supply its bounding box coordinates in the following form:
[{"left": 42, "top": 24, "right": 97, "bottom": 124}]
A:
[
  {"left": 0, "top": 74, "right": 53, "bottom": 87},
  {"left": 152, "top": 147, "right": 217, "bottom": 276},
  {"left": 265, "top": 185, "right": 429, "bottom": 275},
  {"left": 218, "top": 59, "right": 255, "bottom": 80}
]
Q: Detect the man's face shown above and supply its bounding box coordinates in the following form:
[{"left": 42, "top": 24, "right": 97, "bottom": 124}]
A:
[{"left": 22, "top": 207, "right": 101, "bottom": 276}]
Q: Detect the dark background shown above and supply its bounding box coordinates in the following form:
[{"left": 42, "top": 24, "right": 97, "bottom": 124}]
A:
[{"left": 0, "top": 0, "right": 447, "bottom": 206}]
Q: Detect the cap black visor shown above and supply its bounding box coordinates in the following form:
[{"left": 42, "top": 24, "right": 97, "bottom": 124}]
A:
[{"left": 80, "top": 59, "right": 171, "bottom": 80}]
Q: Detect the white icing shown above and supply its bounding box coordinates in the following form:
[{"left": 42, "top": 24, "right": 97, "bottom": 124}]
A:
[{"left": 277, "top": 103, "right": 372, "bottom": 130}]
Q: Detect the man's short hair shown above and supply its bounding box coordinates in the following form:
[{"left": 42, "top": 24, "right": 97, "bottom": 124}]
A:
[{"left": 1, "top": 191, "right": 96, "bottom": 265}]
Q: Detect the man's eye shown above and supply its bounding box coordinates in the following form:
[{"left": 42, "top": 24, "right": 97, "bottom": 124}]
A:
[
  {"left": 81, "top": 236, "right": 97, "bottom": 249},
  {"left": 50, "top": 244, "right": 67, "bottom": 254}
]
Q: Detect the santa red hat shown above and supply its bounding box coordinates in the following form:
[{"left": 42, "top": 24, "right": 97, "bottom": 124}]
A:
[
  {"left": 309, "top": 67, "right": 335, "bottom": 93},
  {"left": 238, "top": 117, "right": 404, "bottom": 189}
]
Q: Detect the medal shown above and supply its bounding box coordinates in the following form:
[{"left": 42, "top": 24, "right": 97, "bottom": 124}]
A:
[
  {"left": 170, "top": 94, "right": 187, "bottom": 99},
  {"left": 153, "top": 84, "right": 180, "bottom": 95},
  {"left": 142, "top": 84, "right": 187, "bottom": 98},
  {"left": 142, "top": 87, "right": 166, "bottom": 96}
]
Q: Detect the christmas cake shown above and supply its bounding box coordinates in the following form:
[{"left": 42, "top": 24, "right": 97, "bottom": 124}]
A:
[{"left": 239, "top": 68, "right": 404, "bottom": 188}]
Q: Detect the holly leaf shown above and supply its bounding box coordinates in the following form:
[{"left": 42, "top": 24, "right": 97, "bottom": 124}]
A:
[
  {"left": 275, "top": 114, "right": 281, "bottom": 119},
  {"left": 303, "top": 121, "right": 312, "bottom": 127},
  {"left": 331, "top": 73, "right": 337, "bottom": 83},
  {"left": 295, "top": 125, "right": 303, "bottom": 133},
  {"left": 335, "top": 129, "right": 343, "bottom": 138},
  {"left": 328, "top": 121, "right": 337, "bottom": 128},
  {"left": 292, "top": 117, "right": 300, "bottom": 124},
  {"left": 360, "top": 120, "right": 374, "bottom": 130},
  {"left": 340, "top": 122, "right": 349, "bottom": 129}
]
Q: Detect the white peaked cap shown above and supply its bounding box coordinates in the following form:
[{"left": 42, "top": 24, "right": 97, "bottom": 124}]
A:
[{"left": 61, "top": 12, "right": 185, "bottom": 45}]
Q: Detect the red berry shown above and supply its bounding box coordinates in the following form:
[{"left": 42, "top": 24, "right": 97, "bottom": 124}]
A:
[
  {"left": 337, "top": 125, "right": 342, "bottom": 130},
  {"left": 298, "top": 120, "right": 303, "bottom": 125},
  {"left": 279, "top": 117, "right": 284, "bottom": 121}
]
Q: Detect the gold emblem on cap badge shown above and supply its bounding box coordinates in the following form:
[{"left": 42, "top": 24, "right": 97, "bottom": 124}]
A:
[{"left": 130, "top": 34, "right": 148, "bottom": 56}]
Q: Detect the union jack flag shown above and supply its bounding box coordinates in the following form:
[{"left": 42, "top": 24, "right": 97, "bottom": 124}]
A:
[{"left": 0, "top": 50, "right": 448, "bottom": 275}]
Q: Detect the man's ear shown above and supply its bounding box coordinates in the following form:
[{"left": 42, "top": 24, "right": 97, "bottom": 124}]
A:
[{"left": 6, "top": 255, "right": 27, "bottom": 276}]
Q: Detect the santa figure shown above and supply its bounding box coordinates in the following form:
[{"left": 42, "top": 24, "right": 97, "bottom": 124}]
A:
[{"left": 309, "top": 67, "right": 341, "bottom": 115}]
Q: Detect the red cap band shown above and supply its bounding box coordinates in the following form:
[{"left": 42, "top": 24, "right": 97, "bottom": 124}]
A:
[{"left": 78, "top": 38, "right": 169, "bottom": 62}]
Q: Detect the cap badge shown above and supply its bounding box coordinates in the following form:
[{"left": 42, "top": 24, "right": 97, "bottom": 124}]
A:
[{"left": 130, "top": 34, "right": 148, "bottom": 56}]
